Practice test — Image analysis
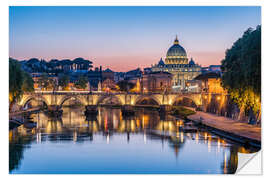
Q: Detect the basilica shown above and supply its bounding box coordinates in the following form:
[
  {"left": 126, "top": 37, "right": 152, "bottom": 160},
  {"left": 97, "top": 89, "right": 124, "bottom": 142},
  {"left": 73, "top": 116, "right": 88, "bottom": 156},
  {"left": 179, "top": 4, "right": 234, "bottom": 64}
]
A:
[{"left": 151, "top": 36, "right": 202, "bottom": 91}]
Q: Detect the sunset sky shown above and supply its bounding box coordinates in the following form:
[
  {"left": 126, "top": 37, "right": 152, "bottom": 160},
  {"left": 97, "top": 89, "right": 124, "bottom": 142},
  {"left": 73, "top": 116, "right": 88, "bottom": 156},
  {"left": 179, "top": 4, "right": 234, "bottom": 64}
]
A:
[{"left": 9, "top": 6, "right": 261, "bottom": 72}]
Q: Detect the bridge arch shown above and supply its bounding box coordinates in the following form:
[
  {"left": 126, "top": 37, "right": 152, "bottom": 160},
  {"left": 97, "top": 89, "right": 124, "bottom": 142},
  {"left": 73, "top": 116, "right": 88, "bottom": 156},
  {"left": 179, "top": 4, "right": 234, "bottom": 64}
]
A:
[
  {"left": 20, "top": 95, "right": 49, "bottom": 108},
  {"left": 58, "top": 95, "right": 86, "bottom": 107},
  {"left": 172, "top": 96, "right": 198, "bottom": 108},
  {"left": 134, "top": 95, "right": 161, "bottom": 106},
  {"left": 97, "top": 94, "right": 123, "bottom": 105}
]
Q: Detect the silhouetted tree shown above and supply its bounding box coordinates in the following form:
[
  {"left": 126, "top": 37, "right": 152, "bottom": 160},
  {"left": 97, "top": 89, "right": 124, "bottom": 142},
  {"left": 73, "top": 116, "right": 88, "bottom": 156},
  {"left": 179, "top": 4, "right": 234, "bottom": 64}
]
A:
[
  {"left": 9, "top": 58, "right": 34, "bottom": 111},
  {"left": 9, "top": 58, "right": 24, "bottom": 110},
  {"left": 73, "top": 57, "right": 93, "bottom": 70},
  {"left": 75, "top": 76, "right": 88, "bottom": 89},
  {"left": 221, "top": 25, "right": 261, "bottom": 120},
  {"left": 58, "top": 74, "right": 70, "bottom": 90},
  {"left": 117, "top": 80, "right": 135, "bottom": 92},
  {"left": 21, "top": 71, "right": 34, "bottom": 92}
]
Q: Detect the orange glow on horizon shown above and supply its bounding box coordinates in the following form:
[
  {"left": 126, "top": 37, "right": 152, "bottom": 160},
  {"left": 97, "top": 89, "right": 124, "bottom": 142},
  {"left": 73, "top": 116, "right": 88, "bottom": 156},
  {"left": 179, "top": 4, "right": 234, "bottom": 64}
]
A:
[{"left": 13, "top": 50, "right": 223, "bottom": 72}]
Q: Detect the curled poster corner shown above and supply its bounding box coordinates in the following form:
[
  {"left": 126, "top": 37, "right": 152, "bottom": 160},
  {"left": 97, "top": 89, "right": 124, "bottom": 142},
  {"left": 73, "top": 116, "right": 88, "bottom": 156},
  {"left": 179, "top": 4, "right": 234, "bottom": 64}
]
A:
[{"left": 236, "top": 151, "right": 262, "bottom": 174}]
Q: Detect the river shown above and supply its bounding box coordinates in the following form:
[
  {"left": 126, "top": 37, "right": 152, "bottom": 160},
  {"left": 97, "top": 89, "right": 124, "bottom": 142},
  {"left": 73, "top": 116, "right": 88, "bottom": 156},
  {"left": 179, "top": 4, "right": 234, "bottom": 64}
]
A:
[{"left": 9, "top": 106, "right": 258, "bottom": 174}]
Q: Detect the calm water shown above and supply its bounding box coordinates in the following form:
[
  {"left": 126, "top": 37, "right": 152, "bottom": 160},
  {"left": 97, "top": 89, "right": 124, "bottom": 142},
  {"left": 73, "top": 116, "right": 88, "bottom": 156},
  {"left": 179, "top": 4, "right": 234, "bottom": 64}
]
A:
[{"left": 9, "top": 106, "right": 258, "bottom": 174}]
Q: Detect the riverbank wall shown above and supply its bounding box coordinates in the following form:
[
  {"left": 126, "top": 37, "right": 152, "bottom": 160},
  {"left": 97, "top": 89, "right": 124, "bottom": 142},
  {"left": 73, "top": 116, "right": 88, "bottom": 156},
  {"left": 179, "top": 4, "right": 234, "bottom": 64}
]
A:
[
  {"left": 201, "top": 94, "right": 261, "bottom": 125},
  {"left": 187, "top": 111, "right": 261, "bottom": 149}
]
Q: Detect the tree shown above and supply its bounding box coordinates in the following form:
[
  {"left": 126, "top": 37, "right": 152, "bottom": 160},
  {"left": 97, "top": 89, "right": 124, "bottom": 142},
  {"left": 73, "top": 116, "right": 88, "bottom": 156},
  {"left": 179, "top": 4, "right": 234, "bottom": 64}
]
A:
[
  {"left": 221, "top": 25, "right": 261, "bottom": 120},
  {"left": 9, "top": 58, "right": 34, "bottom": 111},
  {"left": 9, "top": 58, "right": 24, "bottom": 109},
  {"left": 75, "top": 76, "right": 88, "bottom": 89},
  {"left": 73, "top": 57, "right": 93, "bottom": 70},
  {"left": 48, "top": 59, "right": 60, "bottom": 73},
  {"left": 21, "top": 71, "right": 34, "bottom": 92},
  {"left": 58, "top": 74, "right": 70, "bottom": 90},
  {"left": 116, "top": 80, "right": 135, "bottom": 92},
  {"left": 26, "top": 58, "right": 40, "bottom": 72}
]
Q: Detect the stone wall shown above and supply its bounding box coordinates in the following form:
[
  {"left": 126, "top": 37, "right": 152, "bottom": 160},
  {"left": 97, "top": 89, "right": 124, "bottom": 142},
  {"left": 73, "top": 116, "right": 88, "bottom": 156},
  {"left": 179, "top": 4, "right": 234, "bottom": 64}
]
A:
[{"left": 201, "top": 94, "right": 260, "bottom": 125}]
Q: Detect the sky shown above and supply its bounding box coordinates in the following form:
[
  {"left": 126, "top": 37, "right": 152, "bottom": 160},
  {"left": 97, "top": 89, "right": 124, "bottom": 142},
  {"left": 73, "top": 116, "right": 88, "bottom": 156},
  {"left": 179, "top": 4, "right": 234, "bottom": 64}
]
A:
[{"left": 9, "top": 6, "right": 261, "bottom": 72}]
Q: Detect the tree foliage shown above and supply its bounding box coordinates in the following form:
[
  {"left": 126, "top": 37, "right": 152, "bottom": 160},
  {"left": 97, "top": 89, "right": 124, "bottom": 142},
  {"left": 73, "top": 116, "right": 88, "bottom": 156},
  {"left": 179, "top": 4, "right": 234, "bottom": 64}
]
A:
[
  {"left": 221, "top": 25, "right": 261, "bottom": 114},
  {"left": 22, "top": 57, "right": 93, "bottom": 74},
  {"left": 21, "top": 71, "right": 34, "bottom": 92},
  {"left": 75, "top": 76, "right": 88, "bottom": 89},
  {"left": 58, "top": 74, "right": 70, "bottom": 90},
  {"left": 9, "top": 58, "right": 34, "bottom": 110},
  {"left": 9, "top": 58, "right": 24, "bottom": 103},
  {"left": 116, "top": 80, "right": 135, "bottom": 92}
]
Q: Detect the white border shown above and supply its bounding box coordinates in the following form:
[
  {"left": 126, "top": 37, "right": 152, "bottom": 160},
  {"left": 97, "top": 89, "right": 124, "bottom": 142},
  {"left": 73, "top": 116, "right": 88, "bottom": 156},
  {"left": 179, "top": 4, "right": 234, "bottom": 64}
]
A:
[
  {"left": 7, "top": 0, "right": 263, "bottom": 6},
  {"left": 2, "top": 0, "right": 269, "bottom": 180}
]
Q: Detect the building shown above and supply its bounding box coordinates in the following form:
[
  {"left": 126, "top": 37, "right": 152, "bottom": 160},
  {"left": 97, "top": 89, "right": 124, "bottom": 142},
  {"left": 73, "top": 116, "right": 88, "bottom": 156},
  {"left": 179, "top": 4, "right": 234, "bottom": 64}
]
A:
[
  {"left": 31, "top": 73, "right": 58, "bottom": 90},
  {"left": 143, "top": 67, "right": 152, "bottom": 74},
  {"left": 151, "top": 36, "right": 201, "bottom": 91},
  {"left": 185, "top": 80, "right": 202, "bottom": 93},
  {"left": 124, "top": 68, "right": 142, "bottom": 80},
  {"left": 202, "top": 65, "right": 221, "bottom": 74},
  {"left": 114, "top": 72, "right": 125, "bottom": 83},
  {"left": 209, "top": 65, "right": 221, "bottom": 73},
  {"left": 194, "top": 72, "right": 226, "bottom": 94},
  {"left": 102, "top": 68, "right": 115, "bottom": 81},
  {"left": 87, "top": 67, "right": 102, "bottom": 90},
  {"left": 141, "top": 71, "right": 172, "bottom": 93},
  {"left": 102, "top": 78, "right": 118, "bottom": 92}
]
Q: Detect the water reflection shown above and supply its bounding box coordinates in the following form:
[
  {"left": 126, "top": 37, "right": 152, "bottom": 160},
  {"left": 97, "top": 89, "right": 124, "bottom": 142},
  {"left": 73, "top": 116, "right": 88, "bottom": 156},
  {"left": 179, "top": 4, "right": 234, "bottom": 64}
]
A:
[{"left": 9, "top": 106, "right": 259, "bottom": 174}]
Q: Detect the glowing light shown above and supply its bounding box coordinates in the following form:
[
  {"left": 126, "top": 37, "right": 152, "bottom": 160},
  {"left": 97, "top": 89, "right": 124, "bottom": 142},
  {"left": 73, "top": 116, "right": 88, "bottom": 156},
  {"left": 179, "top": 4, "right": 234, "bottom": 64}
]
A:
[
  {"left": 204, "top": 132, "right": 207, "bottom": 140},
  {"left": 208, "top": 136, "right": 212, "bottom": 152},
  {"left": 177, "top": 120, "right": 184, "bottom": 127},
  {"left": 131, "top": 121, "right": 135, "bottom": 131},
  {"left": 73, "top": 131, "right": 77, "bottom": 142},
  {"left": 217, "top": 138, "right": 220, "bottom": 153},
  {"left": 36, "top": 132, "right": 41, "bottom": 143},
  {"left": 144, "top": 132, "right": 147, "bottom": 144},
  {"left": 204, "top": 132, "right": 207, "bottom": 144},
  {"left": 107, "top": 134, "right": 110, "bottom": 144},
  {"left": 176, "top": 132, "right": 180, "bottom": 138},
  {"left": 217, "top": 96, "right": 221, "bottom": 100},
  {"left": 195, "top": 132, "right": 199, "bottom": 144},
  {"left": 181, "top": 132, "right": 184, "bottom": 143},
  {"left": 224, "top": 152, "right": 227, "bottom": 173},
  {"left": 222, "top": 139, "right": 227, "bottom": 147}
]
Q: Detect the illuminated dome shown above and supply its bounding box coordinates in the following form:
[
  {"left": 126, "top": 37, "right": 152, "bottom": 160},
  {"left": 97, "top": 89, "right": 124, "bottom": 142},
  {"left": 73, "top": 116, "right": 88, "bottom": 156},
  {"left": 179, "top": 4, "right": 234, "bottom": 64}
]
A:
[{"left": 165, "top": 36, "right": 188, "bottom": 64}]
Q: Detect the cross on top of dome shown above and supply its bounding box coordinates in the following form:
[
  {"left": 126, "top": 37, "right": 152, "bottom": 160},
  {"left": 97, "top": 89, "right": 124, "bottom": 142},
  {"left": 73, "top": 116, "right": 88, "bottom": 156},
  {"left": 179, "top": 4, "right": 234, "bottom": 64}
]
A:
[{"left": 174, "top": 35, "right": 179, "bottom": 45}]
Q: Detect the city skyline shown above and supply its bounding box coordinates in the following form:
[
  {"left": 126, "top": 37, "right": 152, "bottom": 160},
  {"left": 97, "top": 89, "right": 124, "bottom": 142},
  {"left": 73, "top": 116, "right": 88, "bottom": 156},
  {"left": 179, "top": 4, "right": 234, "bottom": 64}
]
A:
[{"left": 9, "top": 6, "right": 261, "bottom": 71}]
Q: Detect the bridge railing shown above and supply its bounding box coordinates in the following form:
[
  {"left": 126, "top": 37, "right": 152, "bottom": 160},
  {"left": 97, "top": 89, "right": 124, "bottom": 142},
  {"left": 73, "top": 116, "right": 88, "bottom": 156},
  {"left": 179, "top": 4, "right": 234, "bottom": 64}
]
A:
[{"left": 27, "top": 90, "right": 203, "bottom": 96}]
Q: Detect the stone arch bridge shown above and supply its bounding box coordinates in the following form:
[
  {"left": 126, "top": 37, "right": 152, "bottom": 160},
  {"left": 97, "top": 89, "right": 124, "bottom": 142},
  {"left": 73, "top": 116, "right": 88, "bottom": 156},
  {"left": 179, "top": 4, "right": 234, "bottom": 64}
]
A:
[{"left": 18, "top": 91, "right": 203, "bottom": 110}]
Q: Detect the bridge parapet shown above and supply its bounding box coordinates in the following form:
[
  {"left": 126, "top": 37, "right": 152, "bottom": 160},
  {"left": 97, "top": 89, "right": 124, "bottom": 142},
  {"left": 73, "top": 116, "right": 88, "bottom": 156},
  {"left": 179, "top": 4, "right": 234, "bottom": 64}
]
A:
[
  {"left": 31, "top": 91, "right": 200, "bottom": 96},
  {"left": 20, "top": 91, "right": 216, "bottom": 109}
]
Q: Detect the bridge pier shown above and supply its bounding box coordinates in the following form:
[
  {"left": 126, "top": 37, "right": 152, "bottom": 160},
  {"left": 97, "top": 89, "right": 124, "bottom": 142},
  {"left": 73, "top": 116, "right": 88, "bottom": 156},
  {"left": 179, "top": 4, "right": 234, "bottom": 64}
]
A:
[
  {"left": 121, "top": 105, "right": 135, "bottom": 116},
  {"left": 159, "top": 105, "right": 173, "bottom": 114},
  {"left": 85, "top": 105, "right": 98, "bottom": 116},
  {"left": 47, "top": 105, "right": 63, "bottom": 117}
]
